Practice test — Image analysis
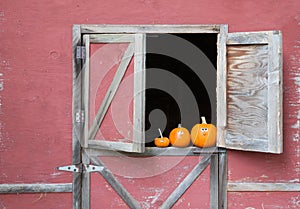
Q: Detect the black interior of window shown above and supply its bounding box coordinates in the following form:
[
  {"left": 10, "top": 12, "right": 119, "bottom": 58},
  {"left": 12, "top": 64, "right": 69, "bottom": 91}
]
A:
[{"left": 145, "top": 33, "right": 217, "bottom": 146}]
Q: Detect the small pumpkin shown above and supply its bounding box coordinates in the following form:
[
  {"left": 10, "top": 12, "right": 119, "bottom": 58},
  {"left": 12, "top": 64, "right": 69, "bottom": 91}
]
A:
[
  {"left": 191, "top": 116, "right": 216, "bottom": 148},
  {"left": 154, "top": 128, "right": 170, "bottom": 147},
  {"left": 169, "top": 124, "right": 191, "bottom": 147}
]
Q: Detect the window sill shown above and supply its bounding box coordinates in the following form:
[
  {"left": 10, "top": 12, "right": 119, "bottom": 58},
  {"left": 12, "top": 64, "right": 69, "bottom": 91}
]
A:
[{"left": 86, "top": 146, "right": 226, "bottom": 157}]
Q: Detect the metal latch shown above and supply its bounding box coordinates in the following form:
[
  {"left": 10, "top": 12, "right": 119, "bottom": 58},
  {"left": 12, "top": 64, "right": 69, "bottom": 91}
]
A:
[
  {"left": 57, "top": 164, "right": 103, "bottom": 173},
  {"left": 75, "top": 111, "right": 85, "bottom": 123},
  {"left": 76, "top": 46, "right": 86, "bottom": 59}
]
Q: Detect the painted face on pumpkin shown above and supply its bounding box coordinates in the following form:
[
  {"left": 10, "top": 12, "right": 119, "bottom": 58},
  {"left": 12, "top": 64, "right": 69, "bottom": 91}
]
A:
[
  {"left": 177, "top": 130, "right": 185, "bottom": 136},
  {"left": 191, "top": 116, "right": 216, "bottom": 148},
  {"left": 201, "top": 128, "right": 209, "bottom": 136}
]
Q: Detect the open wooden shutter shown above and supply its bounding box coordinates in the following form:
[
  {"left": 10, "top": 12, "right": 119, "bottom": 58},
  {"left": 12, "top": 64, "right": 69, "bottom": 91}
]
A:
[
  {"left": 217, "top": 31, "right": 282, "bottom": 153},
  {"left": 82, "top": 34, "right": 146, "bottom": 153}
]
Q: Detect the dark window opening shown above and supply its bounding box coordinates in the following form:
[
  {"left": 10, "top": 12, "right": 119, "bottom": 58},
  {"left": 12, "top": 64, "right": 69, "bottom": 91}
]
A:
[{"left": 145, "top": 33, "right": 217, "bottom": 146}]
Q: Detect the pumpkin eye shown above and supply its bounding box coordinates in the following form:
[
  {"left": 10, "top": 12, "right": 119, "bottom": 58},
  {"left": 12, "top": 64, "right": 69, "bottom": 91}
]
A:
[
  {"left": 205, "top": 128, "right": 208, "bottom": 131},
  {"left": 178, "top": 130, "right": 184, "bottom": 135},
  {"left": 201, "top": 128, "right": 205, "bottom": 132}
]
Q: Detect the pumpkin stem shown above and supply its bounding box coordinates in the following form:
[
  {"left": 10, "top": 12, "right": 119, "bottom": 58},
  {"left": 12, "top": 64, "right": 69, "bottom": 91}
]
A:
[
  {"left": 201, "top": 116, "right": 207, "bottom": 124},
  {"left": 178, "top": 124, "right": 182, "bottom": 128},
  {"left": 158, "top": 128, "right": 163, "bottom": 138}
]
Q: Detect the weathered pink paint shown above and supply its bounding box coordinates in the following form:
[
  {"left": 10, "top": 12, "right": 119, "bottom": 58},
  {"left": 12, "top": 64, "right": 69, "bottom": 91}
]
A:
[{"left": 0, "top": 0, "right": 300, "bottom": 208}]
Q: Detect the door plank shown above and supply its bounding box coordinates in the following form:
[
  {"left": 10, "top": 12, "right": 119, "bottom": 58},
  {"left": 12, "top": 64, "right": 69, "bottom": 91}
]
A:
[
  {"left": 82, "top": 35, "right": 90, "bottom": 148},
  {"left": 72, "top": 24, "right": 83, "bottom": 209},
  {"left": 0, "top": 183, "right": 72, "bottom": 194},
  {"left": 210, "top": 155, "right": 219, "bottom": 209},
  {"left": 228, "top": 182, "right": 300, "bottom": 192},
  {"left": 218, "top": 152, "right": 227, "bottom": 209}
]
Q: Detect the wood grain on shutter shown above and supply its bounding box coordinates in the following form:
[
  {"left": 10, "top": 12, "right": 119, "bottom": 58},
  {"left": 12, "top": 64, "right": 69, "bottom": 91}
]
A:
[
  {"left": 217, "top": 31, "right": 282, "bottom": 153},
  {"left": 226, "top": 44, "right": 269, "bottom": 150}
]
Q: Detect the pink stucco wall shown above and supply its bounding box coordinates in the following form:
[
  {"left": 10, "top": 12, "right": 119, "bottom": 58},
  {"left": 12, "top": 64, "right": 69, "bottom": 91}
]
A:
[{"left": 0, "top": 0, "right": 300, "bottom": 208}]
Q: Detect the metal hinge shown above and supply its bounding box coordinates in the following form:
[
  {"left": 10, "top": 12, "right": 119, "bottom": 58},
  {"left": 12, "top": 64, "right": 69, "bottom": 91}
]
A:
[
  {"left": 76, "top": 46, "right": 86, "bottom": 59},
  {"left": 75, "top": 111, "right": 85, "bottom": 123},
  {"left": 57, "top": 164, "right": 103, "bottom": 173}
]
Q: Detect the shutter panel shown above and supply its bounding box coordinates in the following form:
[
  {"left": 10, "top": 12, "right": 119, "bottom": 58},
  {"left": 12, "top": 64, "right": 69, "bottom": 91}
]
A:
[
  {"left": 82, "top": 34, "right": 146, "bottom": 153},
  {"left": 217, "top": 31, "right": 282, "bottom": 153}
]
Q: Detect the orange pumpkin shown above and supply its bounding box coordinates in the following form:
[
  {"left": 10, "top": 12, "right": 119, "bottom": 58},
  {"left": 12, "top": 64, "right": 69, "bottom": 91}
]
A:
[
  {"left": 169, "top": 124, "right": 191, "bottom": 147},
  {"left": 191, "top": 116, "right": 216, "bottom": 147},
  {"left": 154, "top": 128, "right": 170, "bottom": 147}
]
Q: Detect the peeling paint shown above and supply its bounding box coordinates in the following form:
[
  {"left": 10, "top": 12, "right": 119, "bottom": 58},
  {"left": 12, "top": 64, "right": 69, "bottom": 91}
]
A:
[
  {"left": 0, "top": 120, "right": 12, "bottom": 154},
  {"left": 0, "top": 201, "right": 6, "bottom": 209},
  {"left": 260, "top": 174, "right": 268, "bottom": 179},
  {"left": 148, "top": 188, "right": 164, "bottom": 204},
  {"left": 295, "top": 161, "right": 300, "bottom": 175},
  {"left": 0, "top": 11, "right": 5, "bottom": 27},
  {"left": 0, "top": 60, "right": 11, "bottom": 71},
  {"left": 289, "top": 178, "right": 300, "bottom": 183},
  {"left": 0, "top": 68, "right": 4, "bottom": 116},
  {"left": 110, "top": 196, "right": 127, "bottom": 209},
  {"left": 293, "top": 131, "right": 299, "bottom": 142},
  {"left": 32, "top": 193, "right": 46, "bottom": 203},
  {"left": 296, "top": 146, "right": 300, "bottom": 158},
  {"left": 105, "top": 182, "right": 113, "bottom": 192},
  {"left": 140, "top": 201, "right": 150, "bottom": 209},
  {"left": 0, "top": 59, "right": 10, "bottom": 116},
  {"left": 261, "top": 205, "right": 284, "bottom": 209},
  {"left": 50, "top": 172, "right": 62, "bottom": 177},
  {"left": 291, "top": 110, "right": 300, "bottom": 130},
  {"left": 290, "top": 195, "right": 300, "bottom": 207},
  {"left": 289, "top": 45, "right": 300, "bottom": 151}
]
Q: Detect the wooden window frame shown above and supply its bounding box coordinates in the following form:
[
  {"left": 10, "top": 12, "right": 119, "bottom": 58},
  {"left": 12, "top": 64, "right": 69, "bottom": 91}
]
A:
[
  {"left": 81, "top": 33, "right": 146, "bottom": 153},
  {"left": 75, "top": 24, "right": 227, "bottom": 154}
]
